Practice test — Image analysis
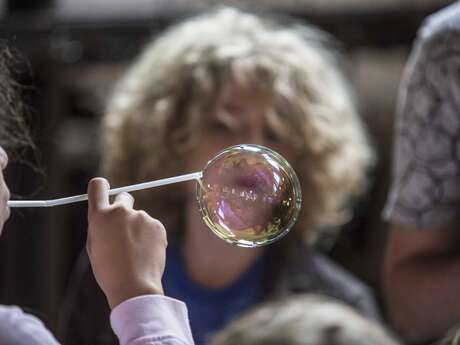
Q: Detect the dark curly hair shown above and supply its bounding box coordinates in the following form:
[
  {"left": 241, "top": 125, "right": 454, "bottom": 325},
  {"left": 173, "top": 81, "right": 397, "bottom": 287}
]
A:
[{"left": 0, "top": 43, "right": 34, "bottom": 156}]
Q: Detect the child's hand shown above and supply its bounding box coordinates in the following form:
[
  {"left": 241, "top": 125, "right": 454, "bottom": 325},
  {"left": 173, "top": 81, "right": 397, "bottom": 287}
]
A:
[{"left": 86, "top": 178, "right": 167, "bottom": 309}]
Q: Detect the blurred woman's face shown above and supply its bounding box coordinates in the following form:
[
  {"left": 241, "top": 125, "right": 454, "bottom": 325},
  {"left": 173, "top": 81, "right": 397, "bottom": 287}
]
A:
[
  {"left": 186, "top": 81, "right": 295, "bottom": 173},
  {"left": 0, "top": 146, "right": 10, "bottom": 234}
]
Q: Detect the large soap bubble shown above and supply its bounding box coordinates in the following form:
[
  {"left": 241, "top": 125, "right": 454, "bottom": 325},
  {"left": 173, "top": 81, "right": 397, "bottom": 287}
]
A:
[{"left": 197, "top": 144, "right": 302, "bottom": 247}]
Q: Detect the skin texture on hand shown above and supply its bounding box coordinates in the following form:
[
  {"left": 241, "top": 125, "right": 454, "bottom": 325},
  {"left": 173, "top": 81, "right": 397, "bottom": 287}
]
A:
[{"left": 86, "top": 178, "right": 167, "bottom": 309}]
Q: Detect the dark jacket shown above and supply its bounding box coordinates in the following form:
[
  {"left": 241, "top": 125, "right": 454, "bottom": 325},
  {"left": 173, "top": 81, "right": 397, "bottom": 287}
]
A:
[{"left": 58, "top": 244, "right": 380, "bottom": 345}]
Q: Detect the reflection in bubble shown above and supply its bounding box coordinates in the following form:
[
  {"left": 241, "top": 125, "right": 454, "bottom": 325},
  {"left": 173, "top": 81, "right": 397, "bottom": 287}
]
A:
[{"left": 197, "top": 144, "right": 302, "bottom": 247}]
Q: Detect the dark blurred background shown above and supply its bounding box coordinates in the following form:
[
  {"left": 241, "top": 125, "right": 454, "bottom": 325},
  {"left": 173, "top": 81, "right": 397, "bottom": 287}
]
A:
[{"left": 0, "top": 0, "right": 454, "bottom": 341}]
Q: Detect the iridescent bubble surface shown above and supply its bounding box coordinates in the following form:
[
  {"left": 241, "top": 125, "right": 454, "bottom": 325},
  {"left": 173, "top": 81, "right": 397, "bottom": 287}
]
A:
[{"left": 197, "top": 144, "right": 302, "bottom": 247}]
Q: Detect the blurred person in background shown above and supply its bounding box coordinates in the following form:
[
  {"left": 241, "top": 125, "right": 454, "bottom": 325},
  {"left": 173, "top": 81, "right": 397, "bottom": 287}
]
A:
[
  {"left": 383, "top": 1, "right": 460, "bottom": 343},
  {"left": 63, "top": 7, "right": 379, "bottom": 345}
]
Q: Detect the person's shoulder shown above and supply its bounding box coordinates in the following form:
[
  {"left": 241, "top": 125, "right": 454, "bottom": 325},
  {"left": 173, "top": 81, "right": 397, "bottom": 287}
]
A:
[
  {"left": 309, "top": 253, "right": 372, "bottom": 298},
  {"left": 0, "top": 304, "right": 59, "bottom": 345},
  {"left": 308, "top": 252, "right": 381, "bottom": 320},
  {"left": 280, "top": 244, "right": 380, "bottom": 319}
]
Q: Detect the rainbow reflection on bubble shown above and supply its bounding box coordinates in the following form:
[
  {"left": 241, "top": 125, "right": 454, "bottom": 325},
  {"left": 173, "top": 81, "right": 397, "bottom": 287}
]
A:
[{"left": 197, "top": 144, "right": 302, "bottom": 247}]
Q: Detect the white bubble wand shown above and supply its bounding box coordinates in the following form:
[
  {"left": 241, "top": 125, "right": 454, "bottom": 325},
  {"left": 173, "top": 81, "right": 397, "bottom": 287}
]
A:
[{"left": 7, "top": 171, "right": 203, "bottom": 208}]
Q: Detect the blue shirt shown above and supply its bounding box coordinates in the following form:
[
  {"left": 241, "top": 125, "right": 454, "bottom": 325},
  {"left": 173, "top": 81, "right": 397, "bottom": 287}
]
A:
[{"left": 163, "top": 245, "right": 264, "bottom": 345}]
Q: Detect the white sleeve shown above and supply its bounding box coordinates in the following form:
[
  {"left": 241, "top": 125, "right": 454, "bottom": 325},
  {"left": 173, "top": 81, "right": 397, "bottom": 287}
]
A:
[
  {"left": 0, "top": 305, "right": 60, "bottom": 345},
  {"left": 110, "top": 295, "right": 195, "bottom": 345}
]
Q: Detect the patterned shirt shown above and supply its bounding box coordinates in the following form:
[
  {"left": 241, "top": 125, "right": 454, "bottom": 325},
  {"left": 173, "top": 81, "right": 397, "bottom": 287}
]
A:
[{"left": 383, "top": 1, "right": 460, "bottom": 229}]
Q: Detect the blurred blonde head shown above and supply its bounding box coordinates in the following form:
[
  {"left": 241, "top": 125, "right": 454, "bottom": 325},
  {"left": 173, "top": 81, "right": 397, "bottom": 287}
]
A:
[
  {"left": 102, "top": 7, "right": 374, "bottom": 243},
  {"left": 209, "top": 294, "right": 400, "bottom": 345}
]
